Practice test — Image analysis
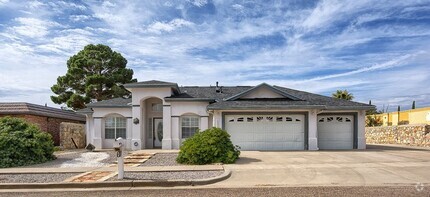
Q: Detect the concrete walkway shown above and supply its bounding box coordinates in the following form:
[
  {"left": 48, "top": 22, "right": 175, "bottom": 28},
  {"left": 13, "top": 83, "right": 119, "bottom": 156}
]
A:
[{"left": 209, "top": 144, "right": 430, "bottom": 187}]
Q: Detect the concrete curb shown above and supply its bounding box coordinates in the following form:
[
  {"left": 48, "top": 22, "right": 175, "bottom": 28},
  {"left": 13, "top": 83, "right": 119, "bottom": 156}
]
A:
[{"left": 0, "top": 169, "right": 231, "bottom": 189}]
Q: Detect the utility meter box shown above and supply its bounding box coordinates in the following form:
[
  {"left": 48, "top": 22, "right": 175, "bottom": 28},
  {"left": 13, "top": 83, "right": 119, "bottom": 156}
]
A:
[{"left": 113, "top": 137, "right": 124, "bottom": 152}]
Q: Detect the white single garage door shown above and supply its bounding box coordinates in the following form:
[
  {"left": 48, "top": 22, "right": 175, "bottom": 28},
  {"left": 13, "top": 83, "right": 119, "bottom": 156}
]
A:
[
  {"left": 225, "top": 114, "right": 305, "bottom": 150},
  {"left": 317, "top": 115, "right": 354, "bottom": 149}
]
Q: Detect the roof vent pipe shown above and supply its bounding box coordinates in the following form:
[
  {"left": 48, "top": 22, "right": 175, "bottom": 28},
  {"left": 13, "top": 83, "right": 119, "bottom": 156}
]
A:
[{"left": 215, "top": 81, "right": 220, "bottom": 93}]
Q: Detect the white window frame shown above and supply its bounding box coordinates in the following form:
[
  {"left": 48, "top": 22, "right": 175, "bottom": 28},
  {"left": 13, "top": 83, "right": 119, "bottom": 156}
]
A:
[
  {"left": 104, "top": 116, "right": 127, "bottom": 139},
  {"left": 180, "top": 115, "right": 200, "bottom": 139}
]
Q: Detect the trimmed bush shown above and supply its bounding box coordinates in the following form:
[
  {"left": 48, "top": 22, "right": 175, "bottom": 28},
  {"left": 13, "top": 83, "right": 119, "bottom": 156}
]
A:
[
  {"left": 176, "top": 127, "right": 240, "bottom": 165},
  {"left": 0, "top": 117, "right": 56, "bottom": 168}
]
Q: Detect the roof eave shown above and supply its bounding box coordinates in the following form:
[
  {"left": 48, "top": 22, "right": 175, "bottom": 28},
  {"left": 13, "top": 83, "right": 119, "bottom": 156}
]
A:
[
  {"left": 86, "top": 105, "right": 132, "bottom": 108},
  {"left": 164, "top": 98, "right": 215, "bottom": 102},
  {"left": 207, "top": 105, "right": 327, "bottom": 110},
  {"left": 325, "top": 106, "right": 375, "bottom": 110}
]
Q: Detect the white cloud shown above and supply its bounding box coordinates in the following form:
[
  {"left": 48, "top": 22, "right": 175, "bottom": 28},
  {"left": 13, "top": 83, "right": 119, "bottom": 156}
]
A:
[
  {"left": 0, "top": 0, "right": 9, "bottom": 6},
  {"left": 299, "top": 53, "right": 419, "bottom": 83},
  {"left": 69, "top": 15, "right": 92, "bottom": 22},
  {"left": 9, "top": 17, "right": 60, "bottom": 38},
  {"left": 147, "top": 19, "right": 194, "bottom": 34}
]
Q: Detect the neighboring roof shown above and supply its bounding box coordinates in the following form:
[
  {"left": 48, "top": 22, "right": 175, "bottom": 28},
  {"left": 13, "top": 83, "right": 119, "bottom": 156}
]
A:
[
  {"left": 0, "top": 102, "right": 86, "bottom": 122},
  {"left": 124, "top": 80, "right": 180, "bottom": 94},
  {"left": 87, "top": 81, "right": 375, "bottom": 111},
  {"left": 225, "top": 83, "right": 301, "bottom": 101},
  {"left": 86, "top": 98, "right": 132, "bottom": 108}
]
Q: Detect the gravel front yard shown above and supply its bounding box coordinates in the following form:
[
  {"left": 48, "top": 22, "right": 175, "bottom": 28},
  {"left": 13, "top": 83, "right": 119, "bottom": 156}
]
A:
[
  {"left": 139, "top": 153, "right": 181, "bottom": 166},
  {"left": 0, "top": 173, "right": 79, "bottom": 183},
  {"left": 23, "top": 150, "right": 125, "bottom": 168},
  {"left": 108, "top": 171, "right": 224, "bottom": 181}
]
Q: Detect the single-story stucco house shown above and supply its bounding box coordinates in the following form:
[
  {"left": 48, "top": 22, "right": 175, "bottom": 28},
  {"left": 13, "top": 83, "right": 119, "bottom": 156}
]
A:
[{"left": 78, "top": 80, "right": 374, "bottom": 151}]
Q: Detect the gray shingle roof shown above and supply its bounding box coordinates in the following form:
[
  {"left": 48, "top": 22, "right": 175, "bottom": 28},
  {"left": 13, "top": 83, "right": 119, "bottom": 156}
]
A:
[
  {"left": 206, "top": 86, "right": 373, "bottom": 110},
  {"left": 86, "top": 82, "right": 374, "bottom": 111},
  {"left": 168, "top": 86, "right": 253, "bottom": 101},
  {"left": 86, "top": 98, "right": 132, "bottom": 108},
  {"left": 0, "top": 102, "right": 86, "bottom": 122},
  {"left": 124, "top": 80, "right": 179, "bottom": 88}
]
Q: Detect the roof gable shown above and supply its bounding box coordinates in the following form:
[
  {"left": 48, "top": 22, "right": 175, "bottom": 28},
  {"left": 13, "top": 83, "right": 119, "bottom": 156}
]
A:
[
  {"left": 124, "top": 80, "right": 180, "bottom": 94},
  {"left": 225, "top": 83, "right": 302, "bottom": 101}
]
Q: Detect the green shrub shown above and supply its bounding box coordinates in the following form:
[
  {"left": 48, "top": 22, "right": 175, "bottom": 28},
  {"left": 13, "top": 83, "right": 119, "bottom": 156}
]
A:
[
  {"left": 176, "top": 127, "right": 240, "bottom": 165},
  {"left": 0, "top": 117, "right": 56, "bottom": 168}
]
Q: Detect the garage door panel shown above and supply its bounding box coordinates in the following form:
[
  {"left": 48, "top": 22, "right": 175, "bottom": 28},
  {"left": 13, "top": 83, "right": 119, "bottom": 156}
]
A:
[
  {"left": 225, "top": 114, "right": 305, "bottom": 150},
  {"left": 317, "top": 115, "right": 354, "bottom": 150}
]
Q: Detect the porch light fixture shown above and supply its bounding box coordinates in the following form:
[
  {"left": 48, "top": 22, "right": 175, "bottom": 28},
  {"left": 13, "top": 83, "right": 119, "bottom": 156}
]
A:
[{"left": 133, "top": 118, "right": 139, "bottom": 124}]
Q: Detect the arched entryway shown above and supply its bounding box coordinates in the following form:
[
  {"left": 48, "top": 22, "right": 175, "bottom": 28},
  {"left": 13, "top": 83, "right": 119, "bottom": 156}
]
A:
[{"left": 141, "top": 97, "right": 163, "bottom": 149}]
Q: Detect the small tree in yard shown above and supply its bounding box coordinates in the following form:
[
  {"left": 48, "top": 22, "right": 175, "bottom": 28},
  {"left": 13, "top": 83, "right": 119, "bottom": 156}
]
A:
[
  {"left": 177, "top": 128, "right": 240, "bottom": 165},
  {"left": 51, "top": 44, "right": 137, "bottom": 110},
  {"left": 0, "top": 117, "right": 55, "bottom": 168}
]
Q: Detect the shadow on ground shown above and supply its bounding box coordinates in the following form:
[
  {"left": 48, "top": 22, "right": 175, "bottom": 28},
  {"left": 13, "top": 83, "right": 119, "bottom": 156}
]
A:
[{"left": 235, "top": 157, "right": 262, "bottom": 164}]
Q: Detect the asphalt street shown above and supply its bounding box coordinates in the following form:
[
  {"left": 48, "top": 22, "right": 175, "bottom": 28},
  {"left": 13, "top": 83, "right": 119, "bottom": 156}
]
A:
[{"left": 1, "top": 186, "right": 429, "bottom": 197}]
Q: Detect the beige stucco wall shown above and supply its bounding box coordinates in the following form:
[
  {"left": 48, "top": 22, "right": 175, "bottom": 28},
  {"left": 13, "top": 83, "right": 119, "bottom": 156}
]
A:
[
  {"left": 241, "top": 86, "right": 283, "bottom": 99},
  {"left": 90, "top": 107, "right": 132, "bottom": 149},
  {"left": 171, "top": 101, "right": 210, "bottom": 148},
  {"left": 128, "top": 87, "right": 173, "bottom": 150}
]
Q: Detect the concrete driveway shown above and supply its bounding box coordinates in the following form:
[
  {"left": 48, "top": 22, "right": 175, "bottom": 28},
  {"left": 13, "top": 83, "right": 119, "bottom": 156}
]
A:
[{"left": 211, "top": 144, "right": 430, "bottom": 187}]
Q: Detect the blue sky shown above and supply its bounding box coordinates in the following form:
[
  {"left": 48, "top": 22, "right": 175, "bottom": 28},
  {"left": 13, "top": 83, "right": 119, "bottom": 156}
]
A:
[{"left": 0, "top": 0, "right": 429, "bottom": 112}]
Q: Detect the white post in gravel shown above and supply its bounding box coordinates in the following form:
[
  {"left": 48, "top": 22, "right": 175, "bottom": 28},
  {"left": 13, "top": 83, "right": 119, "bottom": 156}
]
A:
[{"left": 114, "top": 137, "right": 125, "bottom": 180}]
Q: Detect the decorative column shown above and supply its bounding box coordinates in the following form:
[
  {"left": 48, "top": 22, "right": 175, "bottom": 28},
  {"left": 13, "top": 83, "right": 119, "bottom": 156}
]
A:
[
  {"left": 308, "top": 110, "right": 319, "bottom": 150},
  {"left": 93, "top": 118, "right": 103, "bottom": 149},
  {"left": 171, "top": 117, "right": 180, "bottom": 149},
  {"left": 162, "top": 105, "right": 172, "bottom": 149},
  {"left": 85, "top": 114, "right": 92, "bottom": 146},
  {"left": 357, "top": 110, "right": 366, "bottom": 149},
  {"left": 131, "top": 105, "right": 142, "bottom": 150},
  {"left": 126, "top": 118, "right": 133, "bottom": 150}
]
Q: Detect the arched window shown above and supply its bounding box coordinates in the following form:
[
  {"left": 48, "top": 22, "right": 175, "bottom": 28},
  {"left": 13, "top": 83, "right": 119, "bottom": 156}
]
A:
[
  {"left": 181, "top": 115, "right": 200, "bottom": 138},
  {"left": 105, "top": 116, "right": 126, "bottom": 139}
]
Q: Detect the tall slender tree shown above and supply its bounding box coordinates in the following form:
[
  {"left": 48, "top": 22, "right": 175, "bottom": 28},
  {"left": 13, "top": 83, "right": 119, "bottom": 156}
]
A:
[
  {"left": 51, "top": 44, "right": 137, "bottom": 110},
  {"left": 332, "top": 90, "right": 354, "bottom": 101},
  {"left": 412, "top": 101, "right": 416, "bottom": 109}
]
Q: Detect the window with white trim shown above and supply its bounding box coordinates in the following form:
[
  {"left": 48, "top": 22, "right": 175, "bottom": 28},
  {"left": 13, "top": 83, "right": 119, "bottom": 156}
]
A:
[
  {"left": 181, "top": 116, "right": 199, "bottom": 138},
  {"left": 105, "top": 116, "right": 127, "bottom": 139}
]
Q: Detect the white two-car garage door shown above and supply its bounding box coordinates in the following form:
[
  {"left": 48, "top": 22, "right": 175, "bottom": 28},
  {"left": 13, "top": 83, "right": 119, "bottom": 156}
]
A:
[
  {"left": 317, "top": 115, "right": 354, "bottom": 149},
  {"left": 225, "top": 114, "right": 305, "bottom": 150}
]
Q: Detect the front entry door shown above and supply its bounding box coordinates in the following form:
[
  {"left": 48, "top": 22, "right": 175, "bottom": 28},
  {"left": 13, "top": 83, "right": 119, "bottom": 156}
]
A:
[{"left": 153, "top": 118, "right": 163, "bottom": 148}]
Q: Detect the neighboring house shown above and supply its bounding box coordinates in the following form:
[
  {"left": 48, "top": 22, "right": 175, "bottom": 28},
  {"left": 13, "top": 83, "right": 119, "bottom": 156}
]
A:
[
  {"left": 0, "top": 102, "right": 86, "bottom": 145},
  {"left": 370, "top": 107, "right": 430, "bottom": 126},
  {"left": 78, "top": 80, "right": 374, "bottom": 151}
]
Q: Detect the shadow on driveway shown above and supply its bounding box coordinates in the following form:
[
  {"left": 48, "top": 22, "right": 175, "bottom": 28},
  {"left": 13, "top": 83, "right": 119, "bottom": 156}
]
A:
[{"left": 235, "top": 157, "right": 262, "bottom": 164}]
